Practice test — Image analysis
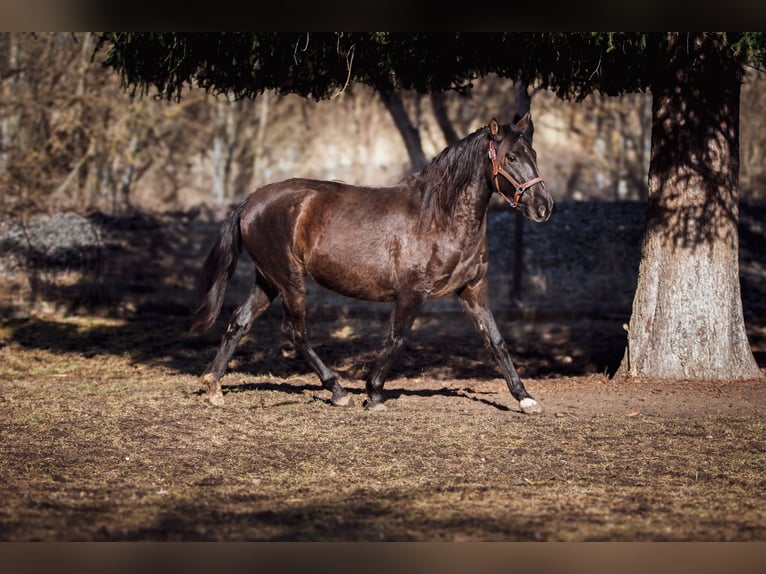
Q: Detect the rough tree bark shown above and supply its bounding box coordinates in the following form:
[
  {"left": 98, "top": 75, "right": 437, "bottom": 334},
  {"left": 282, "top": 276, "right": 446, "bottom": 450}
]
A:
[{"left": 617, "top": 34, "right": 761, "bottom": 380}]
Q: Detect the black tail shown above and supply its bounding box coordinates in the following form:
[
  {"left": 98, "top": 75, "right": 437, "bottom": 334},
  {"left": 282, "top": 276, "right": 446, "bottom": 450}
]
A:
[{"left": 190, "top": 200, "right": 247, "bottom": 334}]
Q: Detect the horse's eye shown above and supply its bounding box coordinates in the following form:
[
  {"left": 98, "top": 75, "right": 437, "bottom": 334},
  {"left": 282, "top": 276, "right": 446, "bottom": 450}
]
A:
[{"left": 507, "top": 154, "right": 517, "bottom": 162}]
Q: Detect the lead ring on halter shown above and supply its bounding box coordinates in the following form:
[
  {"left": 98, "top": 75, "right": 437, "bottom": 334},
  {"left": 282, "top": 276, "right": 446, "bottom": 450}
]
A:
[{"left": 488, "top": 140, "right": 545, "bottom": 208}]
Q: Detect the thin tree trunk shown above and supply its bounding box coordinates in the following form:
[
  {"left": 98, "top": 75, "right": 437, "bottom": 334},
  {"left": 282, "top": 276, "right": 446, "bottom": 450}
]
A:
[
  {"left": 1, "top": 33, "right": 20, "bottom": 176},
  {"left": 118, "top": 136, "right": 139, "bottom": 212},
  {"left": 617, "top": 34, "right": 761, "bottom": 380},
  {"left": 251, "top": 91, "right": 270, "bottom": 190},
  {"left": 512, "top": 79, "right": 533, "bottom": 302},
  {"left": 513, "top": 79, "right": 532, "bottom": 126},
  {"left": 431, "top": 92, "right": 459, "bottom": 146},
  {"left": 213, "top": 100, "right": 236, "bottom": 205},
  {"left": 379, "top": 88, "right": 428, "bottom": 172}
]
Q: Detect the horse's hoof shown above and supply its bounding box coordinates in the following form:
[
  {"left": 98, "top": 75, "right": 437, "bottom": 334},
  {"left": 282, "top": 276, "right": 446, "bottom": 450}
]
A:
[
  {"left": 208, "top": 393, "right": 225, "bottom": 407},
  {"left": 519, "top": 398, "right": 542, "bottom": 414},
  {"left": 363, "top": 400, "right": 387, "bottom": 412},
  {"left": 331, "top": 393, "right": 354, "bottom": 407}
]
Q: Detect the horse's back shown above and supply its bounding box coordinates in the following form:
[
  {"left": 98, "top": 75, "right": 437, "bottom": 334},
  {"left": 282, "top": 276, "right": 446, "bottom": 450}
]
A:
[
  {"left": 240, "top": 177, "right": 416, "bottom": 237},
  {"left": 238, "top": 178, "right": 421, "bottom": 300}
]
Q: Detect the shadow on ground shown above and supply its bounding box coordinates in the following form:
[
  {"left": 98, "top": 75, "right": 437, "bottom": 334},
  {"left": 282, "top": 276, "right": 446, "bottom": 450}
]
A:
[{"left": 0, "top": 305, "right": 630, "bottom": 385}]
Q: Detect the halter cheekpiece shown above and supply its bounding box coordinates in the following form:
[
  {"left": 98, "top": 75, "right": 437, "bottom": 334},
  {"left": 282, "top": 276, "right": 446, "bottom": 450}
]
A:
[{"left": 488, "top": 139, "right": 545, "bottom": 208}]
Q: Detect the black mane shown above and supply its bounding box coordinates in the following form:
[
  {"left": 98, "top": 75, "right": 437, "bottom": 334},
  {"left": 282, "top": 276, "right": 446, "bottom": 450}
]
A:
[{"left": 407, "top": 125, "right": 491, "bottom": 224}]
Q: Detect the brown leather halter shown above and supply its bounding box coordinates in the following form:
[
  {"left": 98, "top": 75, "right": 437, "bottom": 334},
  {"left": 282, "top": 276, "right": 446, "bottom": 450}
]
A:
[{"left": 488, "top": 139, "right": 545, "bottom": 208}]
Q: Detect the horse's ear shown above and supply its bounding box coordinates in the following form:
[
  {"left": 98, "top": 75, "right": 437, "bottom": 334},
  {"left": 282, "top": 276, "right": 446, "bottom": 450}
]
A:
[
  {"left": 515, "top": 112, "right": 533, "bottom": 138},
  {"left": 488, "top": 117, "right": 502, "bottom": 141}
]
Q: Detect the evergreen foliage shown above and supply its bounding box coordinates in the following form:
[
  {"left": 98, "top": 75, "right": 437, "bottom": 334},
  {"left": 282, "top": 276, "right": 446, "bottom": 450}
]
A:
[{"left": 97, "top": 32, "right": 766, "bottom": 102}]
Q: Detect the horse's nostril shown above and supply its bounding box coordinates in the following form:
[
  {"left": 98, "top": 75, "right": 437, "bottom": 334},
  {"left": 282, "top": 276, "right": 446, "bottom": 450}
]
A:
[{"left": 538, "top": 205, "right": 548, "bottom": 219}]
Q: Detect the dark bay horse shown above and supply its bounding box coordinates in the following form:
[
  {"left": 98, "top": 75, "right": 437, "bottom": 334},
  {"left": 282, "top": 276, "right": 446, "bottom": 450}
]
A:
[{"left": 191, "top": 114, "right": 553, "bottom": 413}]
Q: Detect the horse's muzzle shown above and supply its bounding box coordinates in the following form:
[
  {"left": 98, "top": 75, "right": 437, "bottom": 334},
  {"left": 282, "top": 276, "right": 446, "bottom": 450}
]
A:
[
  {"left": 536, "top": 198, "right": 553, "bottom": 222},
  {"left": 521, "top": 188, "right": 553, "bottom": 223}
]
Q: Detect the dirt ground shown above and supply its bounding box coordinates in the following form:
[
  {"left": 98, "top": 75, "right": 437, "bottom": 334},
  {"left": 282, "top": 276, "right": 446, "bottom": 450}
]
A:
[{"left": 1, "top": 309, "right": 765, "bottom": 541}]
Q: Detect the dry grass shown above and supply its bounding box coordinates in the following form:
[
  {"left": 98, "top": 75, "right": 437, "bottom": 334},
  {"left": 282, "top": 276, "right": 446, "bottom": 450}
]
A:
[{"left": 1, "top": 313, "right": 765, "bottom": 540}]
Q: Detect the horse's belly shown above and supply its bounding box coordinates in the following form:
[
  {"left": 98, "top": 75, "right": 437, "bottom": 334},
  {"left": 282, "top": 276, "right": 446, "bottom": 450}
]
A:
[
  {"left": 307, "top": 256, "right": 397, "bottom": 302},
  {"left": 304, "top": 216, "right": 405, "bottom": 302}
]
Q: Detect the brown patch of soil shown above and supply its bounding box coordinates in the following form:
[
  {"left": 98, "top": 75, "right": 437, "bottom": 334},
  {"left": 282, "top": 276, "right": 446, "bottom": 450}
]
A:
[{"left": 0, "top": 312, "right": 765, "bottom": 541}]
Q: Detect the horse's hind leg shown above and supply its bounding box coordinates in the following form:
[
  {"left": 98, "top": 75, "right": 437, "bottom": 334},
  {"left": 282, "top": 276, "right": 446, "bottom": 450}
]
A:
[
  {"left": 280, "top": 285, "right": 353, "bottom": 407},
  {"left": 364, "top": 292, "right": 427, "bottom": 411},
  {"left": 201, "top": 275, "right": 277, "bottom": 405},
  {"left": 458, "top": 278, "right": 541, "bottom": 414}
]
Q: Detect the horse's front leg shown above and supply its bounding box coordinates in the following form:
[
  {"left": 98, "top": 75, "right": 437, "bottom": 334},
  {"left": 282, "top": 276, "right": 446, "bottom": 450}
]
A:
[
  {"left": 364, "top": 292, "right": 427, "bottom": 411},
  {"left": 457, "top": 279, "right": 542, "bottom": 414}
]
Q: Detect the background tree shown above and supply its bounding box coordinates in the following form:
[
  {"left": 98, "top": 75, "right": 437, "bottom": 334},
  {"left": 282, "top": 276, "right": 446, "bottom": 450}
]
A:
[
  {"left": 96, "top": 32, "right": 766, "bottom": 381},
  {"left": 0, "top": 32, "right": 210, "bottom": 216}
]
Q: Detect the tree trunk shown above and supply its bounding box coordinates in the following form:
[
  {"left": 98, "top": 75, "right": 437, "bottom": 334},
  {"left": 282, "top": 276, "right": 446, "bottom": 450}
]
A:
[
  {"left": 1, "top": 33, "right": 20, "bottom": 176},
  {"left": 512, "top": 79, "right": 533, "bottom": 302},
  {"left": 251, "top": 90, "right": 270, "bottom": 190},
  {"left": 379, "top": 88, "right": 428, "bottom": 172},
  {"left": 212, "top": 99, "right": 237, "bottom": 206},
  {"left": 617, "top": 34, "right": 761, "bottom": 380},
  {"left": 431, "top": 92, "right": 459, "bottom": 146}
]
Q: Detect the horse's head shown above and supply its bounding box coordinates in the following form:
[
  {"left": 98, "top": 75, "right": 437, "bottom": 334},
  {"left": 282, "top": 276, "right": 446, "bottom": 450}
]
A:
[{"left": 487, "top": 114, "right": 553, "bottom": 223}]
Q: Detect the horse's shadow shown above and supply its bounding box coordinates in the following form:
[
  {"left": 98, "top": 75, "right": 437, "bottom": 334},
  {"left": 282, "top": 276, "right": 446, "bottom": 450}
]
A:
[{"left": 194, "top": 378, "right": 512, "bottom": 412}]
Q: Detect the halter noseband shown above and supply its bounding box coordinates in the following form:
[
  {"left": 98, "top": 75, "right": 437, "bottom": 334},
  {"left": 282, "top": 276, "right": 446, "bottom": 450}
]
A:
[{"left": 488, "top": 139, "right": 545, "bottom": 208}]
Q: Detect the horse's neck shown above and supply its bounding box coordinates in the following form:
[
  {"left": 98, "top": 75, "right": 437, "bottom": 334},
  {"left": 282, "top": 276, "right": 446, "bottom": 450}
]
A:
[
  {"left": 451, "top": 179, "right": 492, "bottom": 235},
  {"left": 421, "top": 174, "right": 491, "bottom": 238}
]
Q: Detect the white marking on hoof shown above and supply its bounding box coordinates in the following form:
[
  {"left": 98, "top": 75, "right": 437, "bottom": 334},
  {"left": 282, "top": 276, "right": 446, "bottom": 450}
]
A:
[
  {"left": 364, "top": 401, "right": 388, "bottom": 412},
  {"left": 332, "top": 394, "right": 354, "bottom": 407},
  {"left": 520, "top": 398, "right": 542, "bottom": 414},
  {"left": 200, "top": 373, "right": 224, "bottom": 406},
  {"left": 208, "top": 393, "right": 225, "bottom": 407}
]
